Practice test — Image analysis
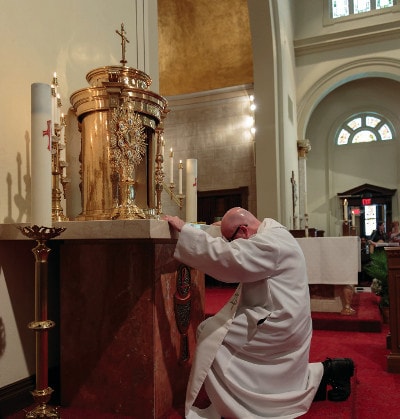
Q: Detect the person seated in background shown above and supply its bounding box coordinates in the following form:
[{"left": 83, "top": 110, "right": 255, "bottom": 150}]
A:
[
  {"left": 369, "top": 221, "right": 388, "bottom": 252},
  {"left": 389, "top": 220, "right": 400, "bottom": 243},
  {"left": 164, "top": 207, "right": 354, "bottom": 419}
]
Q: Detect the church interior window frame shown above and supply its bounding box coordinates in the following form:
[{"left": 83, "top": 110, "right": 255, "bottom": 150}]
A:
[
  {"left": 335, "top": 112, "right": 395, "bottom": 145},
  {"left": 326, "top": 0, "right": 398, "bottom": 23}
]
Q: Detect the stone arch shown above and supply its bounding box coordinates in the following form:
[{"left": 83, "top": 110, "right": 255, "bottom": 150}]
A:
[{"left": 297, "top": 57, "right": 400, "bottom": 140}]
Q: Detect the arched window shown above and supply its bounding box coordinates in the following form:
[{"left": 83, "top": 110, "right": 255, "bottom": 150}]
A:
[
  {"left": 336, "top": 112, "right": 394, "bottom": 145},
  {"left": 330, "top": 0, "right": 396, "bottom": 19}
]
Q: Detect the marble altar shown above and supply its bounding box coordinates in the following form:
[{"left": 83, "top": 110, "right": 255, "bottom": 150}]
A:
[
  {"left": 296, "top": 237, "right": 361, "bottom": 285},
  {"left": 296, "top": 237, "right": 361, "bottom": 313},
  {"left": 1, "top": 220, "right": 204, "bottom": 418}
]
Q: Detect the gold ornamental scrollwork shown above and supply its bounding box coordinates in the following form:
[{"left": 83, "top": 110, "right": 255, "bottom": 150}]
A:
[
  {"left": 174, "top": 264, "right": 192, "bottom": 364},
  {"left": 109, "top": 102, "right": 147, "bottom": 219}
]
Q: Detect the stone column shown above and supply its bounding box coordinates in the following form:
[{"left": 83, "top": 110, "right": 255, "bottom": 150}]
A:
[{"left": 297, "top": 139, "right": 312, "bottom": 231}]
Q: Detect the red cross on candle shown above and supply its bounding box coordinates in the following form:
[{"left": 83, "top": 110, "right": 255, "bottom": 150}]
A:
[
  {"left": 42, "top": 120, "right": 51, "bottom": 150},
  {"left": 193, "top": 177, "right": 197, "bottom": 187}
]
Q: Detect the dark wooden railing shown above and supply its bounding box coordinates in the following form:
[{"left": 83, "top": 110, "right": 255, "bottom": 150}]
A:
[{"left": 385, "top": 247, "right": 400, "bottom": 373}]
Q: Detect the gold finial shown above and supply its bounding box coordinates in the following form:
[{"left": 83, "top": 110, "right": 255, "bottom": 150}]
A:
[{"left": 116, "top": 23, "right": 130, "bottom": 66}]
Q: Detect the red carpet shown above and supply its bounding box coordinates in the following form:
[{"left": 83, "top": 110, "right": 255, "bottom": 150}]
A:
[
  {"left": 204, "top": 286, "right": 236, "bottom": 317},
  {"left": 205, "top": 287, "right": 382, "bottom": 332},
  {"left": 7, "top": 289, "right": 400, "bottom": 418}
]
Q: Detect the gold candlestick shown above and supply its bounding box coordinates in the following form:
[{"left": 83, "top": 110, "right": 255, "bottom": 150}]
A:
[
  {"left": 154, "top": 128, "right": 165, "bottom": 216},
  {"left": 109, "top": 100, "right": 147, "bottom": 219},
  {"left": 18, "top": 225, "right": 65, "bottom": 419}
]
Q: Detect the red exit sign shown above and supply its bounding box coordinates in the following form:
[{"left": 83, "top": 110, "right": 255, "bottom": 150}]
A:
[{"left": 362, "top": 198, "right": 372, "bottom": 205}]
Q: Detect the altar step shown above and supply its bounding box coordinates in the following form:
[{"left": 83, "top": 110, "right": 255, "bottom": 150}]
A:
[
  {"left": 205, "top": 287, "right": 383, "bottom": 333},
  {"left": 311, "top": 291, "right": 382, "bottom": 333}
]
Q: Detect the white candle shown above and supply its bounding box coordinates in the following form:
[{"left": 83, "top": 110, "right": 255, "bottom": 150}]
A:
[
  {"left": 51, "top": 84, "right": 57, "bottom": 126},
  {"left": 343, "top": 199, "right": 348, "bottom": 221},
  {"left": 352, "top": 210, "right": 355, "bottom": 226},
  {"left": 170, "top": 148, "right": 174, "bottom": 183},
  {"left": 178, "top": 160, "right": 183, "bottom": 194},
  {"left": 186, "top": 159, "right": 197, "bottom": 223},
  {"left": 31, "top": 83, "right": 52, "bottom": 227},
  {"left": 60, "top": 113, "right": 66, "bottom": 161},
  {"left": 56, "top": 93, "right": 61, "bottom": 123}
]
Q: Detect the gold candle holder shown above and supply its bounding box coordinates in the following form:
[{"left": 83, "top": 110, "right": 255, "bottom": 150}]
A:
[
  {"left": 162, "top": 181, "right": 185, "bottom": 209},
  {"left": 18, "top": 225, "right": 66, "bottom": 419},
  {"left": 154, "top": 128, "right": 165, "bottom": 216},
  {"left": 51, "top": 122, "right": 69, "bottom": 222}
]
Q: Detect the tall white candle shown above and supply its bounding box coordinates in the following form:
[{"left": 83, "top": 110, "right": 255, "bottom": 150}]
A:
[
  {"left": 60, "top": 113, "right": 66, "bottom": 162},
  {"left": 351, "top": 210, "right": 355, "bottom": 226},
  {"left": 31, "top": 83, "right": 52, "bottom": 226},
  {"left": 343, "top": 199, "right": 348, "bottom": 221},
  {"left": 51, "top": 84, "right": 57, "bottom": 125},
  {"left": 170, "top": 148, "right": 174, "bottom": 183},
  {"left": 178, "top": 160, "right": 183, "bottom": 194},
  {"left": 56, "top": 93, "right": 61, "bottom": 123},
  {"left": 186, "top": 159, "right": 197, "bottom": 223}
]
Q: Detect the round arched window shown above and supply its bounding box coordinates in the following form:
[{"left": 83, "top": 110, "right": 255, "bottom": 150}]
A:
[{"left": 336, "top": 113, "right": 394, "bottom": 145}]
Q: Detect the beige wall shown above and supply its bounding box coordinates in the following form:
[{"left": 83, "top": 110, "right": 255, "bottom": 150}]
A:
[{"left": 161, "top": 86, "right": 257, "bottom": 219}]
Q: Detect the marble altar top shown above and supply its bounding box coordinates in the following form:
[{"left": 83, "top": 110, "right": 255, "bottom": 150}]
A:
[{"left": 0, "top": 219, "right": 178, "bottom": 241}]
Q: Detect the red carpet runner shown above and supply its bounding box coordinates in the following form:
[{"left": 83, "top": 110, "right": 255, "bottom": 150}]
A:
[
  {"left": 7, "top": 290, "right": 400, "bottom": 418},
  {"left": 205, "top": 287, "right": 382, "bottom": 332}
]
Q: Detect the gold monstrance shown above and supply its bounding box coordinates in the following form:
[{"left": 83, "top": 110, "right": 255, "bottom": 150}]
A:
[{"left": 109, "top": 101, "right": 147, "bottom": 219}]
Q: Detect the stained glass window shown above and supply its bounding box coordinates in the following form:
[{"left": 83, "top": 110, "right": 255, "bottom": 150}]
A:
[
  {"left": 354, "top": 0, "right": 371, "bottom": 14},
  {"left": 330, "top": 0, "right": 395, "bottom": 18},
  {"left": 332, "top": 0, "right": 349, "bottom": 17},
  {"left": 377, "top": 0, "right": 394, "bottom": 8},
  {"left": 366, "top": 116, "right": 380, "bottom": 127},
  {"left": 379, "top": 124, "right": 393, "bottom": 140},
  {"left": 338, "top": 128, "right": 351, "bottom": 145},
  {"left": 347, "top": 117, "right": 362, "bottom": 129},
  {"left": 353, "top": 130, "right": 376, "bottom": 142},
  {"left": 336, "top": 113, "right": 395, "bottom": 145}
]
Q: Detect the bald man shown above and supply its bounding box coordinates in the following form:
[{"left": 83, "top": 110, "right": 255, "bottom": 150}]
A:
[{"left": 164, "top": 208, "right": 354, "bottom": 419}]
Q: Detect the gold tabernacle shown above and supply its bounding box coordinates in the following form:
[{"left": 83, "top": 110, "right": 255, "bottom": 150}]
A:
[{"left": 70, "top": 25, "right": 168, "bottom": 220}]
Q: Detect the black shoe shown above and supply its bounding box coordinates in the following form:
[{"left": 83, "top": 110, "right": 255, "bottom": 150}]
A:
[{"left": 323, "top": 358, "right": 355, "bottom": 402}]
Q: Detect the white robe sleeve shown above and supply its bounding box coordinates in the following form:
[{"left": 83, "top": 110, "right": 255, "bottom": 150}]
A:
[{"left": 174, "top": 222, "right": 298, "bottom": 284}]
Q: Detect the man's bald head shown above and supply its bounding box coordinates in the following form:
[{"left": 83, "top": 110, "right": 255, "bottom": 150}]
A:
[{"left": 221, "top": 207, "right": 261, "bottom": 241}]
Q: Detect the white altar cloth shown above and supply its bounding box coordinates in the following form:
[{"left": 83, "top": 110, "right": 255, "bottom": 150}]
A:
[{"left": 296, "top": 237, "right": 360, "bottom": 285}]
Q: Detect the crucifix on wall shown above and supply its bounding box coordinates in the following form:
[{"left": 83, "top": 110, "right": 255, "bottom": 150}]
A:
[{"left": 291, "top": 170, "right": 298, "bottom": 229}]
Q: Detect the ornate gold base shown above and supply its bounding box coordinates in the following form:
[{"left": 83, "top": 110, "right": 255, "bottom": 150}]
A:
[
  {"left": 25, "top": 404, "right": 59, "bottom": 418},
  {"left": 25, "top": 388, "right": 60, "bottom": 418},
  {"left": 340, "top": 285, "right": 356, "bottom": 316},
  {"left": 341, "top": 306, "right": 356, "bottom": 315},
  {"left": 111, "top": 203, "right": 146, "bottom": 220},
  {"left": 52, "top": 212, "right": 69, "bottom": 222}
]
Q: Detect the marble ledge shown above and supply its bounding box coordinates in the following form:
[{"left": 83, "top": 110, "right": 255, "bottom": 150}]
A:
[{"left": 0, "top": 219, "right": 179, "bottom": 241}]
